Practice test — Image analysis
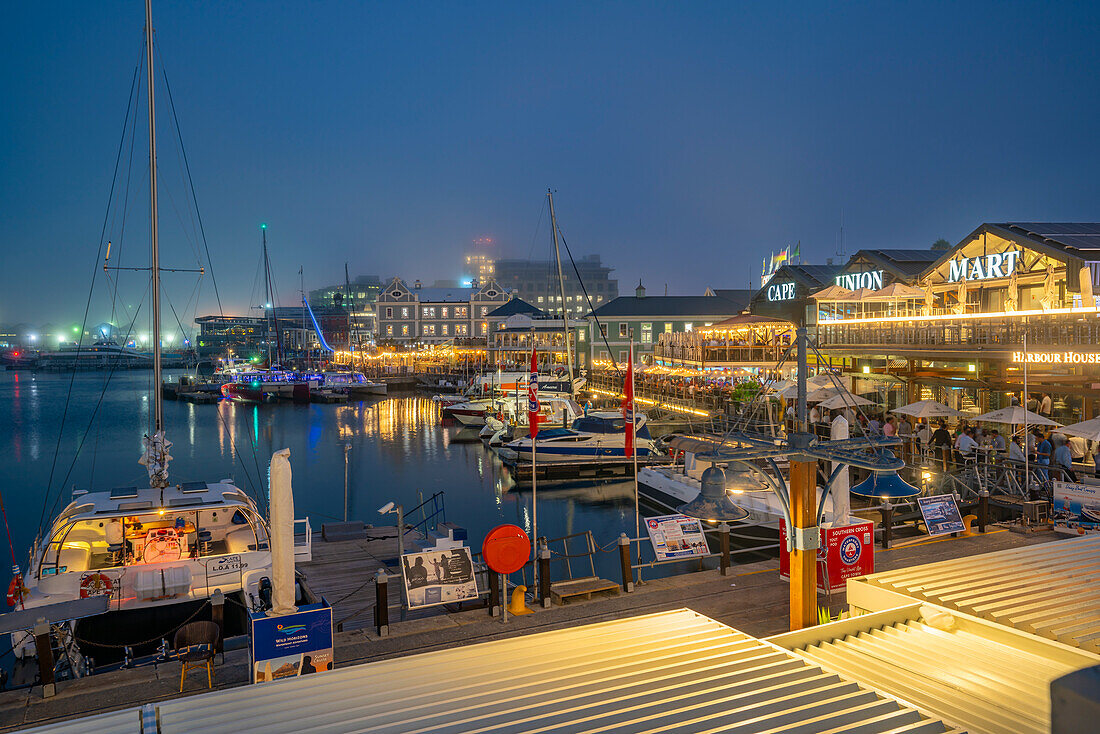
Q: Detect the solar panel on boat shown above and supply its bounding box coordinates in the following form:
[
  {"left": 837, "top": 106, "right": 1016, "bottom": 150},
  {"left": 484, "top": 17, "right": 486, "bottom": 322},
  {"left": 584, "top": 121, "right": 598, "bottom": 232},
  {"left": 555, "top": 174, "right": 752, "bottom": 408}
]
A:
[
  {"left": 179, "top": 481, "right": 208, "bottom": 493},
  {"left": 116, "top": 501, "right": 154, "bottom": 511},
  {"left": 168, "top": 498, "right": 204, "bottom": 507},
  {"left": 109, "top": 487, "right": 139, "bottom": 499}
]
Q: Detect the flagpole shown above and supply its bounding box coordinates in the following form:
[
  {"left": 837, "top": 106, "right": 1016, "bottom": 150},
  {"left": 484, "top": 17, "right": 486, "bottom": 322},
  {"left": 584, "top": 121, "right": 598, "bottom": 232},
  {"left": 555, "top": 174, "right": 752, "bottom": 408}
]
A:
[
  {"left": 630, "top": 331, "right": 641, "bottom": 583},
  {"left": 529, "top": 334, "right": 539, "bottom": 586}
]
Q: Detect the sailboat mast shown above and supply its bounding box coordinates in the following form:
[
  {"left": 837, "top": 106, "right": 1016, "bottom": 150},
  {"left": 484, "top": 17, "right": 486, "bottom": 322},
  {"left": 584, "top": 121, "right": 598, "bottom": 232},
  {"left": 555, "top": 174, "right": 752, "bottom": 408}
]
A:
[
  {"left": 145, "top": 0, "right": 164, "bottom": 433},
  {"left": 547, "top": 189, "right": 574, "bottom": 382},
  {"left": 262, "top": 226, "right": 272, "bottom": 364}
]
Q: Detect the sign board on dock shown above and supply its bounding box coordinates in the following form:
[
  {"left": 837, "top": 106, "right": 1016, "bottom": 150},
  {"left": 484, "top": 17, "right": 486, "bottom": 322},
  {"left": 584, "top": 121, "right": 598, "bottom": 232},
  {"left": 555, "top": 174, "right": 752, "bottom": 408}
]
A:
[
  {"left": 780, "top": 521, "right": 874, "bottom": 593},
  {"left": 401, "top": 547, "right": 479, "bottom": 609},
  {"left": 251, "top": 602, "right": 333, "bottom": 684},
  {"left": 917, "top": 494, "right": 965, "bottom": 536},
  {"left": 645, "top": 515, "right": 709, "bottom": 561},
  {"left": 1052, "top": 481, "right": 1100, "bottom": 534}
]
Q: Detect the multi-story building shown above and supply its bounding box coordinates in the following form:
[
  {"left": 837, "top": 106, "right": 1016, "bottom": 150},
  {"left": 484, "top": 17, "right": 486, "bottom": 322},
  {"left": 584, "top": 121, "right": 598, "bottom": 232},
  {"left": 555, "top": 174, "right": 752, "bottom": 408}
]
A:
[
  {"left": 308, "top": 274, "right": 381, "bottom": 344},
  {"left": 493, "top": 255, "right": 618, "bottom": 317},
  {"left": 484, "top": 299, "right": 588, "bottom": 368},
  {"left": 375, "top": 277, "right": 510, "bottom": 343},
  {"left": 587, "top": 283, "right": 749, "bottom": 365},
  {"left": 464, "top": 237, "right": 496, "bottom": 284}
]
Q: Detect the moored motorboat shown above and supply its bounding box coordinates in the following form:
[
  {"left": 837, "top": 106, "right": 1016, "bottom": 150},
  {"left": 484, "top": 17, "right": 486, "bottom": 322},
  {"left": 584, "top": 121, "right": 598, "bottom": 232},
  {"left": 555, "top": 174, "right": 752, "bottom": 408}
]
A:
[{"left": 505, "top": 412, "right": 655, "bottom": 463}]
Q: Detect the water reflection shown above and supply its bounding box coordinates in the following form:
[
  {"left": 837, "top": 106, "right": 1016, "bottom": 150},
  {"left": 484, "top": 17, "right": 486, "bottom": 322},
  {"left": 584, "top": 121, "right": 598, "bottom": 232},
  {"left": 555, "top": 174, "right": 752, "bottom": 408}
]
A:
[{"left": 0, "top": 373, "right": 642, "bottom": 579}]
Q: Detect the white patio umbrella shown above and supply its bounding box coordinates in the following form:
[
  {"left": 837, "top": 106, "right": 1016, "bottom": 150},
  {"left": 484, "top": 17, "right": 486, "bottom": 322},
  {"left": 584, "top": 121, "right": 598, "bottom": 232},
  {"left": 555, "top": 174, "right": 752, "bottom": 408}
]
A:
[
  {"left": 1053, "top": 417, "right": 1100, "bottom": 442},
  {"left": 817, "top": 393, "right": 876, "bottom": 410},
  {"left": 892, "top": 399, "right": 964, "bottom": 420},
  {"left": 973, "top": 406, "right": 1061, "bottom": 427}
]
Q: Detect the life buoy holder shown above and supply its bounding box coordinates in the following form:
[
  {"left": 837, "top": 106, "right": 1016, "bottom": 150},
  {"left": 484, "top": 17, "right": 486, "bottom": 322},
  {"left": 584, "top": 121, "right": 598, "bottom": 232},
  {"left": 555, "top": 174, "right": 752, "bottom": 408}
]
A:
[
  {"left": 79, "top": 572, "right": 114, "bottom": 599},
  {"left": 6, "top": 575, "right": 28, "bottom": 607}
]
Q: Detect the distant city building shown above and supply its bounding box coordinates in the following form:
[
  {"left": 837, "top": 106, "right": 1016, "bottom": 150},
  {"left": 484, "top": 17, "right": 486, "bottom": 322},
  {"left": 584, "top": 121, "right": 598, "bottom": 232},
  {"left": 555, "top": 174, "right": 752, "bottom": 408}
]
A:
[
  {"left": 586, "top": 283, "right": 749, "bottom": 364},
  {"left": 493, "top": 255, "right": 618, "bottom": 317},
  {"left": 464, "top": 237, "right": 496, "bottom": 284},
  {"left": 195, "top": 304, "right": 351, "bottom": 357},
  {"left": 375, "top": 277, "right": 510, "bottom": 343}
]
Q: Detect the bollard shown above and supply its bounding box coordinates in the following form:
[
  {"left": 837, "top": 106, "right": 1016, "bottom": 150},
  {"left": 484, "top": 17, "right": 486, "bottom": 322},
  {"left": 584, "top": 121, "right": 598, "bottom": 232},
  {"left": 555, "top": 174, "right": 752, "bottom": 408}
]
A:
[
  {"left": 211, "top": 589, "right": 225, "bottom": 657},
  {"left": 979, "top": 490, "right": 989, "bottom": 533},
  {"left": 719, "top": 523, "right": 731, "bottom": 576},
  {"left": 488, "top": 569, "right": 501, "bottom": 617},
  {"left": 374, "top": 570, "right": 390, "bottom": 637},
  {"left": 618, "top": 533, "right": 634, "bottom": 592},
  {"left": 879, "top": 501, "right": 894, "bottom": 549},
  {"left": 33, "top": 621, "right": 55, "bottom": 698},
  {"left": 538, "top": 541, "right": 551, "bottom": 608}
]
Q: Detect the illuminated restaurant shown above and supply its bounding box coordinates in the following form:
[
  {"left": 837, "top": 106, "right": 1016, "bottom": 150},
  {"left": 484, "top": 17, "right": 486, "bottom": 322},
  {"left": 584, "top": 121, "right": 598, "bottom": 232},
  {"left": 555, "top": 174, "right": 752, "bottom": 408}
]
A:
[{"left": 813, "top": 223, "right": 1100, "bottom": 421}]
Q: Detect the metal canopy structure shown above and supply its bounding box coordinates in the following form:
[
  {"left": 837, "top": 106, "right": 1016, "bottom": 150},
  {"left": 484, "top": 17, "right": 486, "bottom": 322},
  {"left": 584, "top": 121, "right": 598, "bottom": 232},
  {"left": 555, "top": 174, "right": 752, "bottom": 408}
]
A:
[
  {"left": 21, "top": 610, "right": 961, "bottom": 734},
  {"left": 848, "top": 535, "right": 1100, "bottom": 653}
]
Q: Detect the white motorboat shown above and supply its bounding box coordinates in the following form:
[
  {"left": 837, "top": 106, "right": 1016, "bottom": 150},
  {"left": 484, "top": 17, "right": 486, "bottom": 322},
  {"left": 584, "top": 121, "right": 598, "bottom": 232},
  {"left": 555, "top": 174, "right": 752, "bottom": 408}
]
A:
[
  {"left": 505, "top": 412, "right": 655, "bottom": 463},
  {"left": 322, "top": 371, "right": 387, "bottom": 396}
]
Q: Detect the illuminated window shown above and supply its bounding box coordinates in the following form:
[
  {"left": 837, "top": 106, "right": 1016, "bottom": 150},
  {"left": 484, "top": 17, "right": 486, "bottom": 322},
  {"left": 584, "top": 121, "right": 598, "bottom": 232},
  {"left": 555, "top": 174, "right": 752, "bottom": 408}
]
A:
[
  {"left": 480, "top": 306, "right": 488, "bottom": 316},
  {"left": 664, "top": 323, "right": 673, "bottom": 333},
  {"left": 455, "top": 307, "right": 468, "bottom": 318},
  {"left": 441, "top": 307, "right": 448, "bottom": 318},
  {"left": 538, "top": 296, "right": 544, "bottom": 303},
  {"left": 684, "top": 323, "right": 693, "bottom": 332},
  {"left": 441, "top": 324, "right": 449, "bottom": 335},
  {"left": 386, "top": 325, "right": 393, "bottom": 336},
  {"left": 600, "top": 324, "right": 608, "bottom": 338},
  {"left": 480, "top": 322, "right": 487, "bottom": 335},
  {"left": 423, "top": 307, "right": 436, "bottom": 319},
  {"left": 641, "top": 323, "right": 653, "bottom": 344},
  {"left": 401, "top": 325, "right": 409, "bottom": 336},
  {"left": 619, "top": 323, "right": 629, "bottom": 338},
  {"left": 401, "top": 307, "right": 409, "bottom": 319},
  {"left": 456, "top": 324, "right": 468, "bottom": 336},
  {"left": 578, "top": 329, "right": 586, "bottom": 342},
  {"left": 423, "top": 324, "right": 436, "bottom": 336}
]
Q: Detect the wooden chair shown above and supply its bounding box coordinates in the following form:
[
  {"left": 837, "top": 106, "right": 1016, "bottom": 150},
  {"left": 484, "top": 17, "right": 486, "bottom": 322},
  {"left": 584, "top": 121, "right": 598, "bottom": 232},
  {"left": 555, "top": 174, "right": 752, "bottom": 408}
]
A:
[{"left": 174, "top": 620, "right": 220, "bottom": 691}]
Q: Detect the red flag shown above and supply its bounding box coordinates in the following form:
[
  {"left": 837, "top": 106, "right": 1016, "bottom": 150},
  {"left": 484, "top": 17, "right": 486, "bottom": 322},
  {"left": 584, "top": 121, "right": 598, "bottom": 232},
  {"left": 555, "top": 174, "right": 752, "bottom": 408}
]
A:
[
  {"left": 528, "top": 347, "right": 540, "bottom": 439},
  {"left": 622, "top": 343, "right": 634, "bottom": 456}
]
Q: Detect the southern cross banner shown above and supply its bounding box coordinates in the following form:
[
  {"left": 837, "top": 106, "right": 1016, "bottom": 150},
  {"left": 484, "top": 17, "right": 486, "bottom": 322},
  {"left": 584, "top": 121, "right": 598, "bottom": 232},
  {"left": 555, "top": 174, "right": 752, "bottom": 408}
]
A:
[
  {"left": 528, "top": 347, "right": 540, "bottom": 439},
  {"left": 622, "top": 342, "right": 634, "bottom": 456}
]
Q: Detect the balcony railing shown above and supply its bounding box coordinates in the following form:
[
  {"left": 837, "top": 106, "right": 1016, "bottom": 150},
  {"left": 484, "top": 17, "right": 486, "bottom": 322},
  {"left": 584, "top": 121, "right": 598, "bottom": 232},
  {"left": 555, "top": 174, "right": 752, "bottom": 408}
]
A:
[
  {"left": 816, "top": 313, "right": 1100, "bottom": 350},
  {"left": 654, "top": 343, "right": 788, "bottom": 364}
]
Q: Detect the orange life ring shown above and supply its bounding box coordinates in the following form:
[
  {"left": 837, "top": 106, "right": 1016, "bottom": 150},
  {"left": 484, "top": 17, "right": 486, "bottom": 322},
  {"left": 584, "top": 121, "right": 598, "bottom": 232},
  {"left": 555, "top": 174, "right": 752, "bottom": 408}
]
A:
[
  {"left": 6, "top": 575, "right": 27, "bottom": 607},
  {"left": 79, "top": 572, "right": 113, "bottom": 599}
]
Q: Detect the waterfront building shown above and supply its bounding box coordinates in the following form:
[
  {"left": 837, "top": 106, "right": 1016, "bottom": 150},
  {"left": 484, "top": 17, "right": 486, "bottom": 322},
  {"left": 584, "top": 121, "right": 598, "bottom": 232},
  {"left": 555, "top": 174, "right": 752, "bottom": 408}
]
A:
[
  {"left": 588, "top": 282, "right": 747, "bottom": 365},
  {"left": 375, "top": 277, "right": 510, "bottom": 343},
  {"left": 493, "top": 255, "right": 618, "bottom": 317},
  {"left": 485, "top": 297, "right": 588, "bottom": 368},
  {"left": 815, "top": 222, "right": 1100, "bottom": 419},
  {"left": 485, "top": 297, "right": 544, "bottom": 335}
]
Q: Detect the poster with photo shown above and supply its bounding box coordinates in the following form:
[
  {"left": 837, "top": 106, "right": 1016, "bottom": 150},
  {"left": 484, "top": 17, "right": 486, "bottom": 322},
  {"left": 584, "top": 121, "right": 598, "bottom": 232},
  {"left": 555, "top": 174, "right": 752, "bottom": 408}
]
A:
[
  {"left": 917, "top": 494, "right": 965, "bottom": 536},
  {"left": 1053, "top": 481, "right": 1100, "bottom": 534},
  {"left": 401, "top": 547, "right": 479, "bottom": 609},
  {"left": 645, "top": 514, "right": 710, "bottom": 561},
  {"left": 251, "top": 602, "right": 334, "bottom": 684}
]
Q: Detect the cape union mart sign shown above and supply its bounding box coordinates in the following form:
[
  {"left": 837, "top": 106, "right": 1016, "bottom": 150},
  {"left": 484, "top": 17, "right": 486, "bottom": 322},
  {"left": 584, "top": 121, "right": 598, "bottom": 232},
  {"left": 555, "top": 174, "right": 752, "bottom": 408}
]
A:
[
  {"left": 1013, "top": 351, "right": 1100, "bottom": 365},
  {"left": 947, "top": 250, "right": 1022, "bottom": 283},
  {"left": 766, "top": 282, "right": 798, "bottom": 301},
  {"left": 835, "top": 270, "right": 884, "bottom": 291}
]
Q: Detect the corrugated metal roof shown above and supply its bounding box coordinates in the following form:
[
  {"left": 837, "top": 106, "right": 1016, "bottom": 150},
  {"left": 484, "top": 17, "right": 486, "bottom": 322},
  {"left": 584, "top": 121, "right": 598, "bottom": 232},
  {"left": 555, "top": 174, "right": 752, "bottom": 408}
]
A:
[
  {"left": 849, "top": 536, "right": 1100, "bottom": 652},
  {"left": 591, "top": 296, "right": 743, "bottom": 318},
  {"left": 22, "top": 708, "right": 139, "bottom": 734},
  {"left": 22, "top": 610, "right": 961, "bottom": 734},
  {"left": 772, "top": 602, "right": 1098, "bottom": 734}
]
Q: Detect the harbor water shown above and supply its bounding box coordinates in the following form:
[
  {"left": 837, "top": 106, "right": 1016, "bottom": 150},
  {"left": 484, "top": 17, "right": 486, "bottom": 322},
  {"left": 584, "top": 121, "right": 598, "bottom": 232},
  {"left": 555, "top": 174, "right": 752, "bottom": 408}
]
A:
[{"left": 0, "top": 370, "right": 646, "bottom": 592}]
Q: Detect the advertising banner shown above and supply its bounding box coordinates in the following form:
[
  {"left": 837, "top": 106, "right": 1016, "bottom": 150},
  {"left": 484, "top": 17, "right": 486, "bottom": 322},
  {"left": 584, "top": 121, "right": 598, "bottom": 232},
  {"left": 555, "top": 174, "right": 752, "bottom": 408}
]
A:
[
  {"left": 645, "top": 515, "right": 710, "bottom": 561},
  {"left": 780, "top": 521, "right": 875, "bottom": 593},
  {"left": 401, "top": 547, "right": 479, "bottom": 609},
  {"left": 251, "top": 602, "right": 333, "bottom": 684},
  {"left": 917, "top": 494, "right": 965, "bottom": 536},
  {"left": 1053, "top": 481, "right": 1100, "bottom": 534}
]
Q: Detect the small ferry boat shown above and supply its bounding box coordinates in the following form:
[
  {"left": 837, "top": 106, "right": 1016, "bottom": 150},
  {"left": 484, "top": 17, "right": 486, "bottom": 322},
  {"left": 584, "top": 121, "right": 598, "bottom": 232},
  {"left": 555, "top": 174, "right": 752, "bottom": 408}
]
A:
[
  {"left": 321, "top": 371, "right": 387, "bottom": 396},
  {"left": 504, "top": 412, "right": 655, "bottom": 462}
]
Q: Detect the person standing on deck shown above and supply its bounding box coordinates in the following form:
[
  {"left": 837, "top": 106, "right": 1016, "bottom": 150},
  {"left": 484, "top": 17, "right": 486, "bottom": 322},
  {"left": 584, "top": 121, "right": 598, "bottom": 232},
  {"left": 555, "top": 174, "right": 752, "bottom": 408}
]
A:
[
  {"left": 1054, "top": 435, "right": 1077, "bottom": 482},
  {"left": 1036, "top": 429, "right": 1052, "bottom": 479}
]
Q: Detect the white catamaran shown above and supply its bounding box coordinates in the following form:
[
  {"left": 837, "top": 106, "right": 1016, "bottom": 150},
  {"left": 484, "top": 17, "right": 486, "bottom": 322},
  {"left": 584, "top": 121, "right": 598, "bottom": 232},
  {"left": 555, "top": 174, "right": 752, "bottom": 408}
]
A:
[{"left": 9, "top": 0, "right": 310, "bottom": 662}]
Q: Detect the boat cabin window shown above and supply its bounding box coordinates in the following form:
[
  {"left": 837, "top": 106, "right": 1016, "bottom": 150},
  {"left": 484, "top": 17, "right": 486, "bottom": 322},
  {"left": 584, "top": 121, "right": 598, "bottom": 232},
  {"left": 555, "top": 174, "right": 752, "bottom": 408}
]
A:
[{"left": 39, "top": 504, "right": 266, "bottom": 577}]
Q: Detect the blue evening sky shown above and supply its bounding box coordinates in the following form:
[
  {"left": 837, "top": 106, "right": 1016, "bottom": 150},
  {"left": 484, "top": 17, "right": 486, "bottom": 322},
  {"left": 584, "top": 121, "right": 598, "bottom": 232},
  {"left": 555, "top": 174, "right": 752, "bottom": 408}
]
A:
[{"left": 2, "top": 1, "right": 1098, "bottom": 324}]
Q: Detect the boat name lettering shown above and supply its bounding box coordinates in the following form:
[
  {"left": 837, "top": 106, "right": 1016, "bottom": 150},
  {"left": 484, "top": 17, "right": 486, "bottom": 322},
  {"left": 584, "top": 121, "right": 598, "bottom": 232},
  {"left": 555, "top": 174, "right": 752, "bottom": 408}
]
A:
[
  {"left": 947, "top": 250, "right": 1022, "bottom": 282},
  {"left": 1012, "top": 351, "right": 1100, "bottom": 364},
  {"left": 209, "top": 555, "right": 242, "bottom": 573}
]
